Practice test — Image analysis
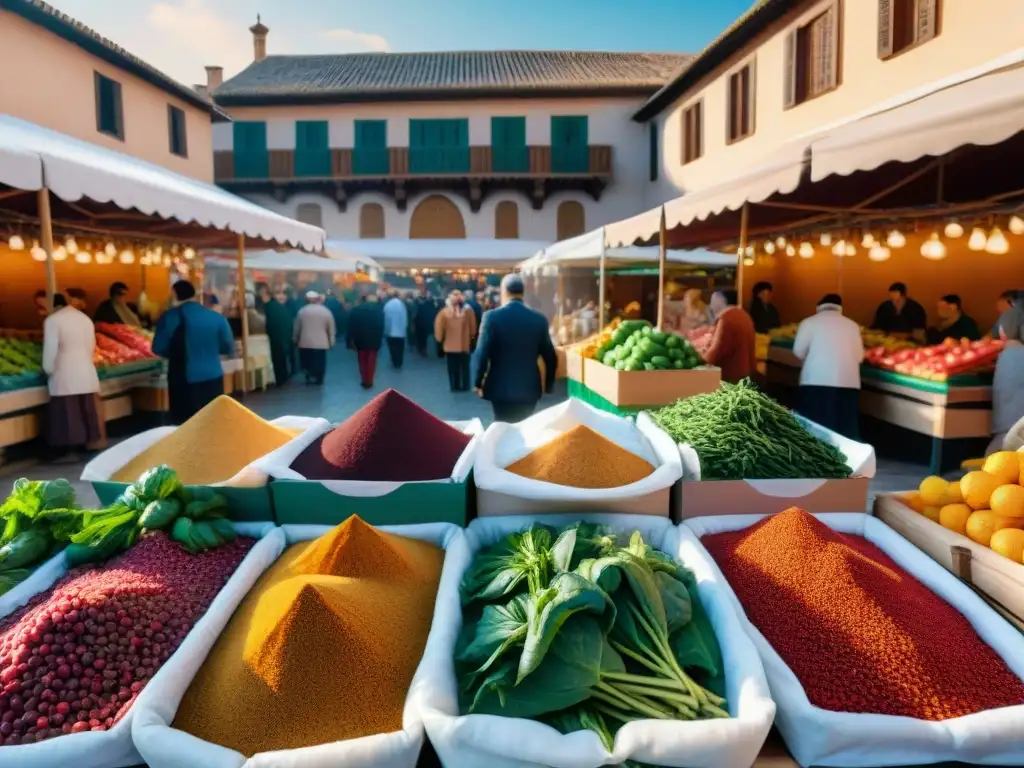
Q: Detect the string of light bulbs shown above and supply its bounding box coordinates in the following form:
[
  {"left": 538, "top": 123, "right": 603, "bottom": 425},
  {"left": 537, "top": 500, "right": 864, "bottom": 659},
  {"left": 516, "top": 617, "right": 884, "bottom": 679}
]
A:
[{"left": 3, "top": 230, "right": 198, "bottom": 268}]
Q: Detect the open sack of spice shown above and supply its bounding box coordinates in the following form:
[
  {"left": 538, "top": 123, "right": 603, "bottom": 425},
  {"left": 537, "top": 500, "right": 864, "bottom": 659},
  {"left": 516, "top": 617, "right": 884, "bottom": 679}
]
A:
[
  {"left": 474, "top": 398, "right": 682, "bottom": 515},
  {"left": 418, "top": 513, "right": 776, "bottom": 768},
  {"left": 0, "top": 520, "right": 278, "bottom": 768},
  {"left": 81, "top": 396, "right": 330, "bottom": 490},
  {"left": 685, "top": 510, "right": 1024, "bottom": 768},
  {"left": 132, "top": 517, "right": 465, "bottom": 768},
  {"left": 260, "top": 389, "right": 482, "bottom": 492}
]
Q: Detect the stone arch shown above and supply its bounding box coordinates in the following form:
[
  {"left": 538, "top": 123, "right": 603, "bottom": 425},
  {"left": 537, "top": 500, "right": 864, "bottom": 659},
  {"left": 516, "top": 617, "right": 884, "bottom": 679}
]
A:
[
  {"left": 494, "top": 200, "right": 519, "bottom": 239},
  {"left": 556, "top": 200, "right": 586, "bottom": 240},
  {"left": 359, "top": 203, "right": 385, "bottom": 238},
  {"left": 409, "top": 195, "right": 466, "bottom": 239},
  {"left": 295, "top": 202, "right": 323, "bottom": 228}
]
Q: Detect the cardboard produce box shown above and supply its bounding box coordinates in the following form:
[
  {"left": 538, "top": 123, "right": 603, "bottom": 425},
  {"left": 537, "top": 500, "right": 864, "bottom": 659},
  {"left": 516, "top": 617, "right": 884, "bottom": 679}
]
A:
[
  {"left": 582, "top": 357, "right": 720, "bottom": 408},
  {"left": 675, "top": 416, "right": 876, "bottom": 520}
]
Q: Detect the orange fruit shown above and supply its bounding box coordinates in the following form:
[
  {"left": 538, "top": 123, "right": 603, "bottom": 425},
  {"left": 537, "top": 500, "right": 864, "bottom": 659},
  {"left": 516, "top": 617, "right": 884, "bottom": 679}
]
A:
[
  {"left": 982, "top": 451, "right": 1022, "bottom": 485},
  {"left": 942, "top": 481, "right": 963, "bottom": 505},
  {"left": 903, "top": 492, "right": 925, "bottom": 513},
  {"left": 938, "top": 503, "right": 972, "bottom": 535},
  {"left": 960, "top": 471, "right": 1001, "bottom": 510},
  {"left": 990, "top": 528, "right": 1024, "bottom": 563},
  {"left": 918, "top": 476, "right": 949, "bottom": 507},
  {"left": 965, "top": 511, "right": 1024, "bottom": 546},
  {"left": 921, "top": 506, "right": 941, "bottom": 523},
  {"left": 990, "top": 484, "right": 1024, "bottom": 519}
]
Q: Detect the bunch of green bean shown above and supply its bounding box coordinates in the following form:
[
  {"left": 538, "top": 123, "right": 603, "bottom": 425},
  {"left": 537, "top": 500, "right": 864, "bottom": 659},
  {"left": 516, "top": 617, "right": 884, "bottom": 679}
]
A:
[{"left": 650, "top": 379, "right": 852, "bottom": 480}]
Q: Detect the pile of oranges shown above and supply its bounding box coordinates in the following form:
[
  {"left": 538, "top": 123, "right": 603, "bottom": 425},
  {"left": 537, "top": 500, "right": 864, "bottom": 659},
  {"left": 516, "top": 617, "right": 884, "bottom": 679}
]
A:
[{"left": 904, "top": 451, "right": 1024, "bottom": 563}]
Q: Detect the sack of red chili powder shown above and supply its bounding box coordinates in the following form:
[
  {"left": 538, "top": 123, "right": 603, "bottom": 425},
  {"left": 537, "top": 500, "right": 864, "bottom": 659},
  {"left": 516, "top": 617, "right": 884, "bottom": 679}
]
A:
[{"left": 686, "top": 510, "right": 1024, "bottom": 768}]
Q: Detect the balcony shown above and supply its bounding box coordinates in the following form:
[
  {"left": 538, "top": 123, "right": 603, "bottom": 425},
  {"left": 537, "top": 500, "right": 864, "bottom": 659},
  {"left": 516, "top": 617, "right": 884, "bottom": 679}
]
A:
[{"left": 214, "top": 145, "right": 614, "bottom": 211}]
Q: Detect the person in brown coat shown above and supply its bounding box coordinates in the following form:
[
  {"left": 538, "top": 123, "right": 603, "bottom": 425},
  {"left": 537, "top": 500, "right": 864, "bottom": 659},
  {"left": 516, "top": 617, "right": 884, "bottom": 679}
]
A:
[
  {"left": 705, "top": 289, "right": 757, "bottom": 383},
  {"left": 435, "top": 290, "right": 478, "bottom": 391}
]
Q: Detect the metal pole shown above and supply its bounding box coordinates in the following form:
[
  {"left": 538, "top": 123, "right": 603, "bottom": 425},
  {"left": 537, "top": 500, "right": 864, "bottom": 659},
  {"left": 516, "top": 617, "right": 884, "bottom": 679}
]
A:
[
  {"left": 236, "top": 234, "right": 249, "bottom": 394},
  {"left": 38, "top": 188, "right": 57, "bottom": 313},
  {"left": 736, "top": 202, "right": 750, "bottom": 304},
  {"left": 656, "top": 207, "right": 667, "bottom": 329},
  {"left": 598, "top": 227, "right": 607, "bottom": 329}
]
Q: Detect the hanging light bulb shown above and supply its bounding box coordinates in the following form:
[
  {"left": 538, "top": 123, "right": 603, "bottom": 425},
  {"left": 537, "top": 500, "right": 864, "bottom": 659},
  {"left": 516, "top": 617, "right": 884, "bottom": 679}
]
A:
[
  {"left": 75, "top": 251, "right": 92, "bottom": 264},
  {"left": 775, "top": 236, "right": 787, "bottom": 249},
  {"left": 763, "top": 240, "right": 776, "bottom": 255},
  {"left": 968, "top": 227, "right": 988, "bottom": 251},
  {"left": 104, "top": 241, "right": 117, "bottom": 257},
  {"left": 798, "top": 241, "right": 815, "bottom": 259},
  {"left": 832, "top": 240, "right": 846, "bottom": 256},
  {"left": 920, "top": 232, "right": 948, "bottom": 261},
  {"left": 944, "top": 220, "right": 964, "bottom": 239},
  {"left": 30, "top": 244, "right": 47, "bottom": 262},
  {"left": 52, "top": 245, "right": 67, "bottom": 262},
  {"left": 183, "top": 246, "right": 196, "bottom": 260},
  {"left": 869, "top": 244, "right": 891, "bottom": 262},
  {"left": 861, "top": 231, "right": 876, "bottom": 248},
  {"left": 844, "top": 242, "right": 856, "bottom": 257},
  {"left": 985, "top": 226, "right": 1009, "bottom": 255},
  {"left": 886, "top": 229, "right": 906, "bottom": 248},
  {"left": 7, "top": 234, "right": 25, "bottom": 251},
  {"left": 163, "top": 255, "right": 172, "bottom": 268},
  {"left": 785, "top": 243, "right": 796, "bottom": 257},
  {"left": 1009, "top": 215, "right": 1024, "bottom": 236},
  {"left": 819, "top": 232, "right": 832, "bottom": 246},
  {"left": 119, "top": 249, "right": 135, "bottom": 265},
  {"left": 744, "top": 245, "right": 755, "bottom": 258},
  {"left": 64, "top": 237, "right": 78, "bottom": 254}
]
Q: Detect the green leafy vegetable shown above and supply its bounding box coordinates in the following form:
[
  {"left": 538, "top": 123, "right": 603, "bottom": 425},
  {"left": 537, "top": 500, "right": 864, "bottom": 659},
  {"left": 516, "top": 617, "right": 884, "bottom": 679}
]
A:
[
  {"left": 460, "top": 524, "right": 554, "bottom": 605},
  {"left": 0, "top": 567, "right": 31, "bottom": 596}
]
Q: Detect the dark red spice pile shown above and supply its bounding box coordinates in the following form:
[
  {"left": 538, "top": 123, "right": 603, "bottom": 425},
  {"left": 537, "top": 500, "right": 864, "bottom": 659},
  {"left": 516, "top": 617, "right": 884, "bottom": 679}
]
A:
[
  {"left": 289, "top": 388, "right": 472, "bottom": 482},
  {"left": 0, "top": 533, "right": 253, "bottom": 746},
  {"left": 702, "top": 508, "right": 1024, "bottom": 720}
]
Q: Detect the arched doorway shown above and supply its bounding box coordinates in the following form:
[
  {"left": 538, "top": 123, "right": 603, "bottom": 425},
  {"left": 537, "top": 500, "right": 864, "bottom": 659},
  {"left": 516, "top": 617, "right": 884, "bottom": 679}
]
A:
[
  {"left": 556, "top": 200, "right": 586, "bottom": 240},
  {"left": 409, "top": 195, "right": 466, "bottom": 239}
]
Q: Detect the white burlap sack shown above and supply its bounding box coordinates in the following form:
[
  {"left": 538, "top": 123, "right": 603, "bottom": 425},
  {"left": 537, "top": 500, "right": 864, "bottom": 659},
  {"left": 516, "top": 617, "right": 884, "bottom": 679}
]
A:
[
  {"left": 81, "top": 416, "right": 330, "bottom": 488},
  {"left": 132, "top": 522, "right": 465, "bottom": 768},
  {"left": 419, "top": 513, "right": 776, "bottom": 768},
  {"left": 0, "top": 523, "right": 279, "bottom": 768},
  {"left": 683, "top": 512, "right": 1024, "bottom": 767},
  {"left": 0, "top": 549, "right": 67, "bottom": 619}
]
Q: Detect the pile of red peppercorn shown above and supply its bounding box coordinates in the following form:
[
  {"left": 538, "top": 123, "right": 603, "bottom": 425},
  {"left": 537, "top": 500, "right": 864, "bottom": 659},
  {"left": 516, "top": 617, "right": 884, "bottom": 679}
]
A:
[
  {"left": 0, "top": 532, "right": 253, "bottom": 746},
  {"left": 703, "top": 508, "right": 1024, "bottom": 720}
]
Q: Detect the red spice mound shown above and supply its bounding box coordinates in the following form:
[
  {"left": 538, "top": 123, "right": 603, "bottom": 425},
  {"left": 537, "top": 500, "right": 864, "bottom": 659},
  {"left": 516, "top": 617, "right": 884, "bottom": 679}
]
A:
[
  {"left": 702, "top": 508, "right": 1024, "bottom": 720},
  {"left": 289, "top": 388, "right": 472, "bottom": 481}
]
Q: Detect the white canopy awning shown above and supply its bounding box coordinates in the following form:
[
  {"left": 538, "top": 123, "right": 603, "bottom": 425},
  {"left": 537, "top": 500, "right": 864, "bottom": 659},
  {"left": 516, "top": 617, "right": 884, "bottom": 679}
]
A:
[
  {"left": 0, "top": 114, "right": 324, "bottom": 251},
  {"left": 325, "top": 238, "right": 549, "bottom": 270},
  {"left": 524, "top": 228, "right": 736, "bottom": 271},
  {"left": 810, "top": 59, "right": 1024, "bottom": 182},
  {"left": 203, "top": 245, "right": 381, "bottom": 274}
]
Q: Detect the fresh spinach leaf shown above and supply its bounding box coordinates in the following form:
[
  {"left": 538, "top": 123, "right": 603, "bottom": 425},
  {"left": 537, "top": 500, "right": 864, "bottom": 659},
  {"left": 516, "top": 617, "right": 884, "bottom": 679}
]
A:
[
  {"left": 457, "top": 593, "right": 530, "bottom": 686},
  {"left": 655, "top": 570, "right": 692, "bottom": 635},
  {"left": 669, "top": 579, "right": 723, "bottom": 680}
]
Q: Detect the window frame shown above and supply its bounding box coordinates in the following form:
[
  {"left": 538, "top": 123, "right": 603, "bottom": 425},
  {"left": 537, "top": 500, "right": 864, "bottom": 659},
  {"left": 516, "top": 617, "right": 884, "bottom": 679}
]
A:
[
  {"left": 784, "top": 1, "right": 842, "bottom": 110},
  {"left": 681, "top": 100, "right": 704, "bottom": 165},
  {"left": 725, "top": 59, "right": 756, "bottom": 145},
  {"left": 878, "top": 0, "right": 941, "bottom": 61},
  {"left": 167, "top": 105, "right": 188, "bottom": 158},
  {"left": 94, "top": 71, "right": 124, "bottom": 141}
]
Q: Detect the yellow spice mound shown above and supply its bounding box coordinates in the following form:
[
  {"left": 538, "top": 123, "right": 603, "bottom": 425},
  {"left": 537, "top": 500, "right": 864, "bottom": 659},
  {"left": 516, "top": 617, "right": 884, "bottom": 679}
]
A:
[
  {"left": 112, "top": 396, "right": 293, "bottom": 484},
  {"left": 173, "top": 516, "right": 443, "bottom": 756},
  {"left": 505, "top": 424, "right": 655, "bottom": 489}
]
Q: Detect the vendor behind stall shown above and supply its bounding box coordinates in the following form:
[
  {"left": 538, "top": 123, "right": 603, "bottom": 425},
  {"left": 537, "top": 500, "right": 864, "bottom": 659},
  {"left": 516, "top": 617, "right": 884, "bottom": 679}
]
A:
[
  {"left": 990, "top": 291, "right": 1024, "bottom": 453},
  {"left": 94, "top": 282, "right": 141, "bottom": 327},
  {"left": 749, "top": 282, "right": 781, "bottom": 334},
  {"left": 926, "top": 295, "right": 980, "bottom": 345},
  {"left": 705, "top": 289, "right": 756, "bottom": 383},
  {"left": 871, "top": 282, "right": 926, "bottom": 341}
]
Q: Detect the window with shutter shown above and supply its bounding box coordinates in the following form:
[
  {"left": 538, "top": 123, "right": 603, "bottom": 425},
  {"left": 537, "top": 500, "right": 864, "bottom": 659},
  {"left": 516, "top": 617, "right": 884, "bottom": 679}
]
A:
[
  {"left": 409, "top": 119, "right": 469, "bottom": 173},
  {"left": 556, "top": 201, "right": 586, "bottom": 240},
  {"left": 880, "top": 0, "right": 940, "bottom": 59},
  {"left": 648, "top": 122, "right": 659, "bottom": 181},
  {"left": 353, "top": 120, "right": 389, "bottom": 175},
  {"left": 492, "top": 117, "right": 528, "bottom": 173},
  {"left": 551, "top": 116, "right": 589, "bottom": 173},
  {"left": 232, "top": 122, "right": 269, "bottom": 179},
  {"left": 726, "top": 64, "right": 754, "bottom": 144},
  {"left": 94, "top": 72, "right": 124, "bottom": 140},
  {"left": 294, "top": 121, "right": 330, "bottom": 177},
  {"left": 494, "top": 201, "right": 519, "bottom": 239},
  {"left": 167, "top": 106, "right": 187, "bottom": 158},
  {"left": 359, "top": 203, "right": 385, "bottom": 238},
  {"left": 682, "top": 101, "right": 703, "bottom": 164},
  {"left": 296, "top": 203, "right": 323, "bottom": 228},
  {"left": 785, "top": 3, "right": 840, "bottom": 109}
]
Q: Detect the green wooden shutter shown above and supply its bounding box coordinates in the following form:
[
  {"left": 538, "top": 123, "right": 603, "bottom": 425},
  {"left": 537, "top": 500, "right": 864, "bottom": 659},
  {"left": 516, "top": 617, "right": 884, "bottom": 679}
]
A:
[
  {"left": 294, "top": 121, "right": 330, "bottom": 177},
  {"left": 551, "top": 116, "right": 588, "bottom": 173},
  {"left": 233, "top": 121, "right": 268, "bottom": 179},
  {"left": 492, "top": 117, "right": 527, "bottom": 173},
  {"left": 353, "top": 120, "right": 389, "bottom": 175},
  {"left": 410, "top": 119, "right": 469, "bottom": 173}
]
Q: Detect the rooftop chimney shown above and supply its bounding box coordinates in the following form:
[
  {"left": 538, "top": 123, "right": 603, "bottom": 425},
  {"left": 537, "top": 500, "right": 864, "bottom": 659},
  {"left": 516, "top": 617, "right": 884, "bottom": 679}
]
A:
[
  {"left": 250, "top": 14, "right": 269, "bottom": 62},
  {"left": 205, "top": 65, "right": 224, "bottom": 91},
  {"left": 193, "top": 84, "right": 209, "bottom": 97}
]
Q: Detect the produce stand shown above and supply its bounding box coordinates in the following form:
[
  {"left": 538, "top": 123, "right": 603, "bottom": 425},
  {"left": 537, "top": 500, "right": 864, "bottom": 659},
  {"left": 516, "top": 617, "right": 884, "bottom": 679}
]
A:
[
  {"left": 574, "top": 357, "right": 721, "bottom": 415},
  {"left": 874, "top": 492, "right": 1024, "bottom": 631}
]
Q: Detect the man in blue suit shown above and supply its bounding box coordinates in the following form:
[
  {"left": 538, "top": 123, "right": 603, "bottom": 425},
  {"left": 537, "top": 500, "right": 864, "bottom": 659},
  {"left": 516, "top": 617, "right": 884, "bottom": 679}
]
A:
[{"left": 473, "top": 273, "right": 556, "bottom": 423}]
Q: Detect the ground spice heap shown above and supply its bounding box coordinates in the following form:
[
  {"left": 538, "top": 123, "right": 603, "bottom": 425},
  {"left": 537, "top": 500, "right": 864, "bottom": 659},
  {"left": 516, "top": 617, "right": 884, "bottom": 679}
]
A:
[
  {"left": 702, "top": 508, "right": 1024, "bottom": 720},
  {"left": 112, "top": 396, "right": 294, "bottom": 485},
  {"left": 289, "top": 388, "right": 471, "bottom": 481},
  {"left": 505, "top": 425, "right": 655, "bottom": 489},
  {"left": 173, "top": 516, "right": 444, "bottom": 755}
]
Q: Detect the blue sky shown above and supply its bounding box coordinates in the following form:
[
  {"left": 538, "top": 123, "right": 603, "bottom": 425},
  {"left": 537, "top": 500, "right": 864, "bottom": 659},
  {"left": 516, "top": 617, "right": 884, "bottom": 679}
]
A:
[{"left": 51, "top": 0, "right": 752, "bottom": 85}]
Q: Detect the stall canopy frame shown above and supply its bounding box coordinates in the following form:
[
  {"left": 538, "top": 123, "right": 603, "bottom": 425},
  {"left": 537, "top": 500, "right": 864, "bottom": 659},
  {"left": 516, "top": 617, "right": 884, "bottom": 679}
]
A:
[{"left": 324, "top": 238, "right": 549, "bottom": 271}]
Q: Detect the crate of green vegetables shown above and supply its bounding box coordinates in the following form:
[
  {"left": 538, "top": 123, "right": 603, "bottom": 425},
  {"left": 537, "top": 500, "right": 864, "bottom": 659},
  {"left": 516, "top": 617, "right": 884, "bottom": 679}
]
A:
[
  {"left": 645, "top": 379, "right": 876, "bottom": 519},
  {"left": 582, "top": 321, "right": 720, "bottom": 409},
  {"left": 419, "top": 513, "right": 776, "bottom": 768}
]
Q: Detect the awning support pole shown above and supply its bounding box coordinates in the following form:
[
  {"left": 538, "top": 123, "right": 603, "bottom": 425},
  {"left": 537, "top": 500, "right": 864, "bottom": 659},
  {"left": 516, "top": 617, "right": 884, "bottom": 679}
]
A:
[
  {"left": 237, "top": 234, "right": 249, "bottom": 395},
  {"left": 736, "top": 202, "right": 750, "bottom": 306},
  {"left": 656, "top": 207, "right": 667, "bottom": 329},
  {"left": 38, "top": 188, "right": 57, "bottom": 313},
  {"left": 598, "top": 227, "right": 607, "bottom": 329}
]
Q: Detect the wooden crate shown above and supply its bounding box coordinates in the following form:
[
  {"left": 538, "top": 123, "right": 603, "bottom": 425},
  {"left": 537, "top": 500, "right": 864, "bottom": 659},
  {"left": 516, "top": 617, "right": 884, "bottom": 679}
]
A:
[
  {"left": 582, "top": 357, "right": 720, "bottom": 408},
  {"left": 874, "top": 493, "right": 1024, "bottom": 629}
]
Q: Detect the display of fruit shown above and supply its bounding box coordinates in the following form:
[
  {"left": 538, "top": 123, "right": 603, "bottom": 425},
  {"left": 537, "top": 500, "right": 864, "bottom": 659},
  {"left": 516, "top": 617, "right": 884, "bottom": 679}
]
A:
[
  {"left": 595, "top": 319, "right": 704, "bottom": 372},
  {"left": 95, "top": 322, "right": 155, "bottom": 358},
  {"left": 865, "top": 337, "right": 1003, "bottom": 381},
  {"left": 0, "top": 337, "right": 42, "bottom": 373},
  {"left": 94, "top": 333, "right": 153, "bottom": 365},
  {"left": 860, "top": 327, "right": 917, "bottom": 352},
  {"left": 905, "top": 451, "right": 1024, "bottom": 562}
]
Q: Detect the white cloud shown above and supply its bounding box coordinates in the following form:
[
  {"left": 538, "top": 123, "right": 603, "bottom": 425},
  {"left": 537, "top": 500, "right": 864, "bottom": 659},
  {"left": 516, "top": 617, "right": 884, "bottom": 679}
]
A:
[
  {"left": 145, "top": 0, "right": 253, "bottom": 83},
  {"left": 319, "top": 28, "right": 391, "bottom": 53}
]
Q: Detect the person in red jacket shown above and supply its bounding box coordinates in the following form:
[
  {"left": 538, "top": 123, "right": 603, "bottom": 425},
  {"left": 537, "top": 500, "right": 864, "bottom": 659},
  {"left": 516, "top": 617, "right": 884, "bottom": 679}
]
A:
[{"left": 705, "top": 289, "right": 757, "bottom": 383}]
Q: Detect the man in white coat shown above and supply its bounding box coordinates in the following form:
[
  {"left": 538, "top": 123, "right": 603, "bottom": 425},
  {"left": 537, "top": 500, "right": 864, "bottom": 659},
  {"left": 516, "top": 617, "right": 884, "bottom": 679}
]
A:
[
  {"left": 42, "top": 293, "right": 102, "bottom": 459},
  {"left": 792, "top": 293, "right": 864, "bottom": 439},
  {"left": 293, "top": 291, "right": 336, "bottom": 385},
  {"left": 383, "top": 291, "right": 409, "bottom": 370}
]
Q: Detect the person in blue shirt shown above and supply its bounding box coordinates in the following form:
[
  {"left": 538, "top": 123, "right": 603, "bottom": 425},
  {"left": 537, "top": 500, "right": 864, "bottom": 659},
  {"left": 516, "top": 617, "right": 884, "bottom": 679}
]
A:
[{"left": 153, "top": 280, "right": 235, "bottom": 424}]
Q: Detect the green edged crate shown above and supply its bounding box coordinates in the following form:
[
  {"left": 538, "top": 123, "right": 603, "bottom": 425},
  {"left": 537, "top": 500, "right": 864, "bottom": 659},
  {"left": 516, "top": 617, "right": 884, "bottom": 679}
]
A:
[{"left": 91, "top": 480, "right": 275, "bottom": 522}]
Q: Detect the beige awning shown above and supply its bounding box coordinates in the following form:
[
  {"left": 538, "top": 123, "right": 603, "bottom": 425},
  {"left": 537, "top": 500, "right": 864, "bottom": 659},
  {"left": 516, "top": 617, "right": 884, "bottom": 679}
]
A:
[
  {"left": 604, "top": 139, "right": 810, "bottom": 247},
  {"left": 811, "top": 64, "right": 1024, "bottom": 182}
]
